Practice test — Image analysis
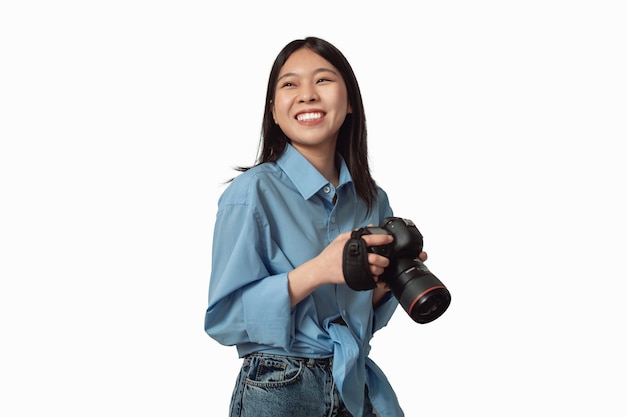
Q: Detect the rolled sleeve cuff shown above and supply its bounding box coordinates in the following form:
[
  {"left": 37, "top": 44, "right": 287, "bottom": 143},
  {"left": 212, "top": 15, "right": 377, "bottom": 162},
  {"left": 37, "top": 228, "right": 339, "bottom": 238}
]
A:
[{"left": 242, "top": 272, "right": 294, "bottom": 348}]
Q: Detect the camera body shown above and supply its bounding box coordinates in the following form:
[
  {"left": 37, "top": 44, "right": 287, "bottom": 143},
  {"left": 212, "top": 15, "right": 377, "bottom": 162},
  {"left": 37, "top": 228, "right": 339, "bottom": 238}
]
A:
[{"left": 343, "top": 217, "right": 451, "bottom": 324}]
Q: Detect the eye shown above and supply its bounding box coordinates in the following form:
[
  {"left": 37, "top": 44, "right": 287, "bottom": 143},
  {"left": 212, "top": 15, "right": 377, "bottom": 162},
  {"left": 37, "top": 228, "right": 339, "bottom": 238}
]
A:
[
  {"left": 316, "top": 77, "right": 332, "bottom": 84},
  {"left": 280, "top": 81, "right": 295, "bottom": 88}
]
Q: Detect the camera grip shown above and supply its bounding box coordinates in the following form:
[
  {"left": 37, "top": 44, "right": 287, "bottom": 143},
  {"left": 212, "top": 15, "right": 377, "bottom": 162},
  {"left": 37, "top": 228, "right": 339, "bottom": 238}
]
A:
[{"left": 342, "top": 230, "right": 377, "bottom": 291}]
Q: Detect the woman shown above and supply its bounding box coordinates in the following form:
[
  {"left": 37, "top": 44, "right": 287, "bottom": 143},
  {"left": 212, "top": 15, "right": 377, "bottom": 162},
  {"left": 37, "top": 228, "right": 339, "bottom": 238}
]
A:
[{"left": 205, "top": 36, "right": 426, "bottom": 417}]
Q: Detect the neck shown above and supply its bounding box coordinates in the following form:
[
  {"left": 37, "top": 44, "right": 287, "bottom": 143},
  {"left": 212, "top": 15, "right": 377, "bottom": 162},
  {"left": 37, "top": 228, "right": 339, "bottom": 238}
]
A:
[{"left": 291, "top": 142, "right": 339, "bottom": 186}]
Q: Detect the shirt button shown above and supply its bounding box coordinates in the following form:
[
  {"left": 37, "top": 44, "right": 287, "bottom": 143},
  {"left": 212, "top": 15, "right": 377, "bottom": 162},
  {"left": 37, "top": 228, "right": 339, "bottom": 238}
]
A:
[
  {"left": 331, "top": 217, "right": 336, "bottom": 223},
  {"left": 323, "top": 186, "right": 331, "bottom": 194}
]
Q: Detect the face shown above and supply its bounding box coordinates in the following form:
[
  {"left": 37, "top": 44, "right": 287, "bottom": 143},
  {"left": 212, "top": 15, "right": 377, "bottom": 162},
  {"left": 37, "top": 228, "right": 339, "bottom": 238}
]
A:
[{"left": 272, "top": 48, "right": 351, "bottom": 154}]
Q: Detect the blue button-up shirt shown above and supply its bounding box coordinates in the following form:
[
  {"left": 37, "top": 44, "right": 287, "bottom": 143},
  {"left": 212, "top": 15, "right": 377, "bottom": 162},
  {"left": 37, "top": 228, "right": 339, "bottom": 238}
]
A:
[{"left": 205, "top": 143, "right": 404, "bottom": 416}]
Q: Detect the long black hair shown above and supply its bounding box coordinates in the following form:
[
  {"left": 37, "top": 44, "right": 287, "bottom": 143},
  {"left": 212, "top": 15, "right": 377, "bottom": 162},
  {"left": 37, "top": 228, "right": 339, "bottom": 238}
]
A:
[{"left": 237, "top": 37, "right": 378, "bottom": 212}]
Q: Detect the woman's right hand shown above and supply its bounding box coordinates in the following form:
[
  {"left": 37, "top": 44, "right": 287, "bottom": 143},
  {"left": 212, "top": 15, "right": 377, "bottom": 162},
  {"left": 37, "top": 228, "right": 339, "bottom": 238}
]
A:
[{"left": 287, "top": 230, "right": 394, "bottom": 306}]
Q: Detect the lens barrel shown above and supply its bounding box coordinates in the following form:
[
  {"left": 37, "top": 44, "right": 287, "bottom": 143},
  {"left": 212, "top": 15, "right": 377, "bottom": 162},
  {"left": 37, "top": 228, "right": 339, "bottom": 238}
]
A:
[{"left": 385, "top": 257, "right": 451, "bottom": 324}]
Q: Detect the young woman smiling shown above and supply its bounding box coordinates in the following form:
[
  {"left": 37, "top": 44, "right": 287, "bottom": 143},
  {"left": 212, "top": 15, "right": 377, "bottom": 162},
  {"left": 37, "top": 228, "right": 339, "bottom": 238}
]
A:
[{"left": 204, "top": 37, "right": 427, "bottom": 417}]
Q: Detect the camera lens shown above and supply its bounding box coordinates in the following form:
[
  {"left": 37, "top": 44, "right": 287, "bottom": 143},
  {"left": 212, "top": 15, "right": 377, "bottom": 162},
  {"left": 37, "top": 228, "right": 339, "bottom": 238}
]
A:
[
  {"left": 408, "top": 286, "right": 451, "bottom": 324},
  {"left": 384, "top": 258, "right": 451, "bottom": 324}
]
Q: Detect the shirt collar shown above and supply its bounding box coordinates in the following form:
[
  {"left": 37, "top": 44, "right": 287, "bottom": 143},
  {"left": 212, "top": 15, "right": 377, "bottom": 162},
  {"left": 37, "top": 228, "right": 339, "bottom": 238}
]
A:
[{"left": 277, "top": 143, "right": 353, "bottom": 200}]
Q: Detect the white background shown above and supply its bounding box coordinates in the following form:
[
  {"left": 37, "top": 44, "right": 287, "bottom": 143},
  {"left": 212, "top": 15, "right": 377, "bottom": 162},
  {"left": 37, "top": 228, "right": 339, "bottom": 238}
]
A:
[{"left": 1, "top": 1, "right": 625, "bottom": 416}]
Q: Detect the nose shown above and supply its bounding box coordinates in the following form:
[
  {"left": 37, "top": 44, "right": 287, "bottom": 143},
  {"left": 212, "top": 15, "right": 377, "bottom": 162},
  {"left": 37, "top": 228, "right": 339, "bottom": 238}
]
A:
[{"left": 298, "top": 83, "right": 318, "bottom": 103}]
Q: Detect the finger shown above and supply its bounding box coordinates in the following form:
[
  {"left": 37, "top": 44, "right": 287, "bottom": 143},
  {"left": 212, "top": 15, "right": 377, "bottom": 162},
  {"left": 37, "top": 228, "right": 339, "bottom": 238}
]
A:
[
  {"left": 369, "top": 265, "right": 386, "bottom": 277},
  {"left": 361, "top": 233, "right": 393, "bottom": 247},
  {"left": 367, "top": 253, "right": 390, "bottom": 268},
  {"left": 377, "top": 281, "right": 389, "bottom": 291},
  {"left": 419, "top": 251, "right": 428, "bottom": 262}
]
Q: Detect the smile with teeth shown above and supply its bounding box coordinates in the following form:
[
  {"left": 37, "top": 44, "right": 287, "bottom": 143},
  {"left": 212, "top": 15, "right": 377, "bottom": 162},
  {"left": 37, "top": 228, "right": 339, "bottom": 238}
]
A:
[{"left": 296, "top": 112, "right": 323, "bottom": 122}]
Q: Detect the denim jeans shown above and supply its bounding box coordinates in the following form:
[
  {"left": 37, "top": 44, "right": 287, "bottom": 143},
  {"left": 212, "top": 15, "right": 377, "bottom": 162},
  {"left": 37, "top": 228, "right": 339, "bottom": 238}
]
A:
[{"left": 229, "top": 353, "right": 379, "bottom": 417}]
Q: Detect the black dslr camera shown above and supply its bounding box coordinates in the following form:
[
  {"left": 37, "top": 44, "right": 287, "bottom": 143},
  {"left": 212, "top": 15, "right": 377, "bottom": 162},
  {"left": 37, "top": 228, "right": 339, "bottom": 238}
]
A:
[{"left": 343, "top": 217, "right": 451, "bottom": 324}]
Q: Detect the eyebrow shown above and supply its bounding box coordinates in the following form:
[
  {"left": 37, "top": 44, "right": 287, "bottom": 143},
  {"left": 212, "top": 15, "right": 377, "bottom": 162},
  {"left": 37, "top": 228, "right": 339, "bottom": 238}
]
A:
[{"left": 277, "top": 67, "right": 338, "bottom": 82}]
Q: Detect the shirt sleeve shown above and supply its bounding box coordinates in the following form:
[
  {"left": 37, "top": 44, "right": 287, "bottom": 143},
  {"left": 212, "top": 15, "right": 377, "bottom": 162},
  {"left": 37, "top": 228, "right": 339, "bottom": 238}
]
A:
[
  {"left": 372, "top": 292, "right": 399, "bottom": 333},
  {"left": 204, "top": 202, "right": 294, "bottom": 348}
]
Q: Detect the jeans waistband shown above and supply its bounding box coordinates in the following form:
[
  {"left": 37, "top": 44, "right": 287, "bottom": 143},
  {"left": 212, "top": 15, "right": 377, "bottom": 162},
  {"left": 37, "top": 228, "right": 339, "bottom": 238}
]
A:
[{"left": 244, "top": 352, "right": 333, "bottom": 368}]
